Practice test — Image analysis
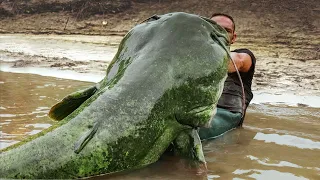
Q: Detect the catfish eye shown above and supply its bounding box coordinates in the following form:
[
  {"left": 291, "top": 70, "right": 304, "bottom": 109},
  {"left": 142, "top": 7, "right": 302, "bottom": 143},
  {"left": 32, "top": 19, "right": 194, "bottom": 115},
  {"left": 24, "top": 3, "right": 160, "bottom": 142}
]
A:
[{"left": 140, "top": 14, "right": 161, "bottom": 23}]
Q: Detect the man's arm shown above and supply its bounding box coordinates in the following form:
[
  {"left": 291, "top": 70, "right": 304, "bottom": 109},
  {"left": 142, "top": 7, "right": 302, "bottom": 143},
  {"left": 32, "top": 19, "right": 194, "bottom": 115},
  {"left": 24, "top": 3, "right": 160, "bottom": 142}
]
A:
[{"left": 228, "top": 52, "right": 252, "bottom": 73}]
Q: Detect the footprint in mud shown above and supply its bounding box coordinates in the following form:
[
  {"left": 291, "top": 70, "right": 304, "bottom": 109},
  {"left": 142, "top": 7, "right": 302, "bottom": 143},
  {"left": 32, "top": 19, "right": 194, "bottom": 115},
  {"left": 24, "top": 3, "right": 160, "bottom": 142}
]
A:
[
  {"left": 13, "top": 60, "right": 31, "bottom": 67},
  {"left": 50, "top": 62, "right": 76, "bottom": 67}
]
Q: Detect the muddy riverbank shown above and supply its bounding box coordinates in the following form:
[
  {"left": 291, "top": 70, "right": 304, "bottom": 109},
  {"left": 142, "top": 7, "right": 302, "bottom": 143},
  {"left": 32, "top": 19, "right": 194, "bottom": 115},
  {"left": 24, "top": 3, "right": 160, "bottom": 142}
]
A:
[
  {"left": 1, "top": 0, "right": 319, "bottom": 60},
  {"left": 1, "top": 0, "right": 319, "bottom": 96},
  {"left": 1, "top": 34, "right": 319, "bottom": 97}
]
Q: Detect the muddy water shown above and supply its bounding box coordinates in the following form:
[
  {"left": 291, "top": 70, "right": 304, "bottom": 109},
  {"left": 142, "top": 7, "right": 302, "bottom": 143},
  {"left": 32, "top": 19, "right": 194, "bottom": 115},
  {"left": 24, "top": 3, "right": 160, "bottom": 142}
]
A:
[
  {"left": 96, "top": 105, "right": 320, "bottom": 179},
  {"left": 1, "top": 34, "right": 319, "bottom": 179},
  {"left": 0, "top": 71, "right": 94, "bottom": 149},
  {"left": 1, "top": 71, "right": 319, "bottom": 179}
]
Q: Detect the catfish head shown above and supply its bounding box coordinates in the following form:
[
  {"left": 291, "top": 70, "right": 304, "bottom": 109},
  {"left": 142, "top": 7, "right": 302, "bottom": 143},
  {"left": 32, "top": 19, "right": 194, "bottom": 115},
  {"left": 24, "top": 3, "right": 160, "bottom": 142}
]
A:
[{"left": 134, "top": 13, "right": 230, "bottom": 128}]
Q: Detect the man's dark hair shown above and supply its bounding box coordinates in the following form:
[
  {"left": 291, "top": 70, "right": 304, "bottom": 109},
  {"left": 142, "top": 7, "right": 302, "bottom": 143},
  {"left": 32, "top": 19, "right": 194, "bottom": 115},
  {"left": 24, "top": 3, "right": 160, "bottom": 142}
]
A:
[{"left": 210, "top": 13, "right": 236, "bottom": 31}]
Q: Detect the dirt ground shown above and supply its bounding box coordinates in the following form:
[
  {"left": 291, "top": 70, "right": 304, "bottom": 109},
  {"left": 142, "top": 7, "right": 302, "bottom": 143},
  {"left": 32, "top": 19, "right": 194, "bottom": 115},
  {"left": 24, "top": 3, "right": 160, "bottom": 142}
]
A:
[{"left": 0, "top": 0, "right": 319, "bottom": 96}]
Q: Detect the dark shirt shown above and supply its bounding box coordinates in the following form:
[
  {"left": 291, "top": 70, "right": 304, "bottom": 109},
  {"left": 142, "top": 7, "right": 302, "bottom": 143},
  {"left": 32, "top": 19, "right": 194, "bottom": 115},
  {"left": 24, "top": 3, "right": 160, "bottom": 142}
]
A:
[{"left": 217, "top": 48, "right": 256, "bottom": 115}]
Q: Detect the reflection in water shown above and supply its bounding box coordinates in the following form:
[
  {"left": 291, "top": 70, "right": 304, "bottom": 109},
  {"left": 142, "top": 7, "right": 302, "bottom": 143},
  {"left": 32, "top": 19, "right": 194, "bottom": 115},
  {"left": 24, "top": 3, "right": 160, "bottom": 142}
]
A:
[
  {"left": 1, "top": 74, "right": 320, "bottom": 179},
  {"left": 252, "top": 91, "right": 320, "bottom": 108},
  {"left": 207, "top": 174, "right": 220, "bottom": 179},
  {"left": 25, "top": 123, "right": 52, "bottom": 129},
  {"left": 254, "top": 132, "right": 320, "bottom": 150},
  {"left": 247, "top": 155, "right": 302, "bottom": 168},
  {"left": 2, "top": 71, "right": 319, "bottom": 179},
  {"left": 27, "top": 130, "right": 43, "bottom": 135},
  {"left": 0, "top": 114, "right": 17, "bottom": 117},
  {"left": 201, "top": 124, "right": 320, "bottom": 180},
  {"left": 233, "top": 169, "right": 308, "bottom": 180},
  {"left": 1, "top": 71, "right": 320, "bottom": 179},
  {"left": 0, "top": 140, "right": 19, "bottom": 150},
  {"left": 98, "top": 155, "right": 209, "bottom": 180}
]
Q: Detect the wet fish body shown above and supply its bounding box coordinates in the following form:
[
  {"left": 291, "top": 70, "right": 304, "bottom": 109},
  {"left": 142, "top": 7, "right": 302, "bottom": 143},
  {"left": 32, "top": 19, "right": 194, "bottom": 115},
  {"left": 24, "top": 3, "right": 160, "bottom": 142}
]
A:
[{"left": 0, "top": 12, "right": 229, "bottom": 179}]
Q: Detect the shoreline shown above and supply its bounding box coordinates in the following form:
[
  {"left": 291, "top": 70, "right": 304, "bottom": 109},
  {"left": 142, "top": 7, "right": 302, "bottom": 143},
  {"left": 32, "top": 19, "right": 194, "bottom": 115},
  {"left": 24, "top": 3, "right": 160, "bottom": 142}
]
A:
[
  {"left": 0, "top": 29, "right": 128, "bottom": 36},
  {"left": 1, "top": 33, "right": 319, "bottom": 96},
  {"left": 1, "top": 38, "right": 320, "bottom": 109},
  {"left": 1, "top": 33, "right": 319, "bottom": 98},
  {"left": 1, "top": 67, "right": 320, "bottom": 108}
]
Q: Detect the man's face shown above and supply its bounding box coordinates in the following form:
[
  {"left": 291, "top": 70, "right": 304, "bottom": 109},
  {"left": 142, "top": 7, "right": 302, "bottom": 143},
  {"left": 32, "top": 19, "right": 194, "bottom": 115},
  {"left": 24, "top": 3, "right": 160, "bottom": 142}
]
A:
[{"left": 211, "top": 16, "right": 236, "bottom": 44}]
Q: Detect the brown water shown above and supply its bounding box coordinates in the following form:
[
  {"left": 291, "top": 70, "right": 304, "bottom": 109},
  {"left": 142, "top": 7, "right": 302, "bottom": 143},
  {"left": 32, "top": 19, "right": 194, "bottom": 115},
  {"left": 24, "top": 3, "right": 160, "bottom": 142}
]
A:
[
  {"left": 0, "top": 71, "right": 93, "bottom": 149},
  {"left": 1, "top": 71, "right": 319, "bottom": 179}
]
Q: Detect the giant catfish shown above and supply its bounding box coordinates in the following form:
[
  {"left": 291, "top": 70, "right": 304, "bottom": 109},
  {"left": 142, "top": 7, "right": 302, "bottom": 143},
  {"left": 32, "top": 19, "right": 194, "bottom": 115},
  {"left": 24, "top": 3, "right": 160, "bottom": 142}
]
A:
[{"left": 0, "top": 12, "right": 230, "bottom": 179}]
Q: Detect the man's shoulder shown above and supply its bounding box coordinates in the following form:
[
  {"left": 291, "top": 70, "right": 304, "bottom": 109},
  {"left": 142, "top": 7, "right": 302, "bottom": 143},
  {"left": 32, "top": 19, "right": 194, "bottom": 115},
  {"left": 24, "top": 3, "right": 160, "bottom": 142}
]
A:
[
  {"left": 231, "top": 48, "right": 256, "bottom": 72},
  {"left": 232, "top": 48, "right": 256, "bottom": 64},
  {"left": 231, "top": 48, "right": 255, "bottom": 57}
]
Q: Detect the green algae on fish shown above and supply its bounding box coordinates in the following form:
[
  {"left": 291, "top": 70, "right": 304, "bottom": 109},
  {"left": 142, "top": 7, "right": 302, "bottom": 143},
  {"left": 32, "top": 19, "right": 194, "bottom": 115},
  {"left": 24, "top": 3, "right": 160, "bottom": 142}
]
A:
[{"left": 0, "top": 12, "right": 229, "bottom": 179}]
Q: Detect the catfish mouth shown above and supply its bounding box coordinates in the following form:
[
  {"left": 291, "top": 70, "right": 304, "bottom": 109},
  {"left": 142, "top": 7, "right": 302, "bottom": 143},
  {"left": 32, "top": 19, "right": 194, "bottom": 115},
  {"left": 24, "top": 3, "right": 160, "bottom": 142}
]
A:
[
  {"left": 189, "top": 105, "right": 217, "bottom": 127},
  {"left": 175, "top": 104, "right": 217, "bottom": 128},
  {"left": 188, "top": 105, "right": 214, "bottom": 115}
]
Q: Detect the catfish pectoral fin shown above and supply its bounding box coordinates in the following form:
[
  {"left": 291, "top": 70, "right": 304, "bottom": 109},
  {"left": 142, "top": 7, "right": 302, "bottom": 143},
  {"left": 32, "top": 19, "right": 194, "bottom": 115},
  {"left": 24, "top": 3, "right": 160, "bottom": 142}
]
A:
[
  {"left": 190, "top": 129, "right": 206, "bottom": 165},
  {"left": 49, "top": 86, "right": 97, "bottom": 121},
  {"left": 74, "top": 122, "right": 99, "bottom": 154},
  {"left": 173, "top": 129, "right": 207, "bottom": 166}
]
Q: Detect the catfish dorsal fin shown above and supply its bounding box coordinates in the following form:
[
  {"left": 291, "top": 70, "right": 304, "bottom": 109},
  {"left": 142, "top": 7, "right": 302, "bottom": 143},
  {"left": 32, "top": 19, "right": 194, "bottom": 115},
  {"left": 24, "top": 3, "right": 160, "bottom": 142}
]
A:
[
  {"left": 49, "top": 85, "right": 97, "bottom": 121},
  {"left": 74, "top": 122, "right": 99, "bottom": 154}
]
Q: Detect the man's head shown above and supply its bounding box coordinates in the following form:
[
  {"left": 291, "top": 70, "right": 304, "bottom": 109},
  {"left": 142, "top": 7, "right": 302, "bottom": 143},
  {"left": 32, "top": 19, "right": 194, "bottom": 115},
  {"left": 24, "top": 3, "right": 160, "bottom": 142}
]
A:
[{"left": 210, "top": 13, "right": 236, "bottom": 44}]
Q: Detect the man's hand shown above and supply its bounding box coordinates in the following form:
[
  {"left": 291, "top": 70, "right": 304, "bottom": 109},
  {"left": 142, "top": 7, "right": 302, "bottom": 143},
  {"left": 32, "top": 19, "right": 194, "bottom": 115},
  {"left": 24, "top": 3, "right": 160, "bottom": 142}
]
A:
[{"left": 228, "top": 52, "right": 252, "bottom": 73}]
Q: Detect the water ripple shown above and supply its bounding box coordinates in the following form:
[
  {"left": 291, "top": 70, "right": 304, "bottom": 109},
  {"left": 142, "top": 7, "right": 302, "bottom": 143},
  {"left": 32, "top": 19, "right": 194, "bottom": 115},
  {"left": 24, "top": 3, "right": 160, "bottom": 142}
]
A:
[{"left": 254, "top": 132, "right": 320, "bottom": 150}]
